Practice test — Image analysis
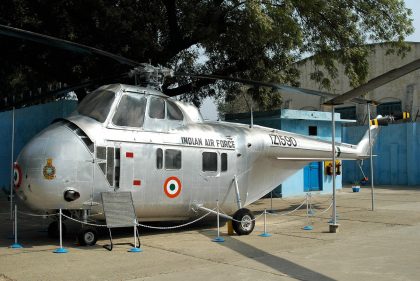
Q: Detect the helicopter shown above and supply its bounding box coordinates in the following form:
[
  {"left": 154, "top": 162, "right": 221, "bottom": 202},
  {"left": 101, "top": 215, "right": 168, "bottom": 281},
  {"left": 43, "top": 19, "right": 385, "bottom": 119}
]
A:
[{"left": 1, "top": 25, "right": 418, "bottom": 246}]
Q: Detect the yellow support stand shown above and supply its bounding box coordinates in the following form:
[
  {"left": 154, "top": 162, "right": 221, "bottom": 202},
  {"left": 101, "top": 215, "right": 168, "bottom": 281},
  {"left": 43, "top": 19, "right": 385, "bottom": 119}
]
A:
[{"left": 227, "top": 220, "right": 234, "bottom": 235}]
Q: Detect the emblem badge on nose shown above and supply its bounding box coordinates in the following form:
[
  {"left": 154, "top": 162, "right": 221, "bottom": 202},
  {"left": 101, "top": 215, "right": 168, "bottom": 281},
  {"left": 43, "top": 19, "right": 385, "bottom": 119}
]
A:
[
  {"left": 13, "top": 163, "right": 22, "bottom": 189},
  {"left": 43, "top": 158, "right": 56, "bottom": 180}
]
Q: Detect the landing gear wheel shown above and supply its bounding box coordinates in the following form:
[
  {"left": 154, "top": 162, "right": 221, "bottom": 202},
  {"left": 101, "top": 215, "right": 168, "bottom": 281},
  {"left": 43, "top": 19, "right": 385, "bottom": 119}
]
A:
[
  {"left": 47, "top": 221, "right": 67, "bottom": 239},
  {"left": 232, "top": 208, "right": 255, "bottom": 235},
  {"left": 78, "top": 228, "right": 98, "bottom": 246}
]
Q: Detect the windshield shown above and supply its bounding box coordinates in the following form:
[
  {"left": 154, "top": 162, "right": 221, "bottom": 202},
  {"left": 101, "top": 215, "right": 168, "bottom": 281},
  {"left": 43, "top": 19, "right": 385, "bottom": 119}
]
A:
[
  {"left": 77, "top": 89, "right": 115, "bottom": 123},
  {"left": 112, "top": 94, "right": 147, "bottom": 128}
]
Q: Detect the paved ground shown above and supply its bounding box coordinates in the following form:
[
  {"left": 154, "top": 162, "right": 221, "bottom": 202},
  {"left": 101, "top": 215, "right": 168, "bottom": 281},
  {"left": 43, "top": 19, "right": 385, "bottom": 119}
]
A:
[{"left": 1, "top": 186, "right": 420, "bottom": 281}]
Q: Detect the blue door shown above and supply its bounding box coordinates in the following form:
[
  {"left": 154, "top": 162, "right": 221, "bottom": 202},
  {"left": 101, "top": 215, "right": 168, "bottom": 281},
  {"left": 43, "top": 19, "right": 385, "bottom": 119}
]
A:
[{"left": 304, "top": 162, "right": 322, "bottom": 192}]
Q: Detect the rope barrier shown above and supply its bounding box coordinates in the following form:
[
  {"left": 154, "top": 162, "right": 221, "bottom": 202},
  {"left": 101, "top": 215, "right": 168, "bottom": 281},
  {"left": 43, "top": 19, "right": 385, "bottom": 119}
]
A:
[
  {"left": 218, "top": 208, "right": 265, "bottom": 223},
  {"left": 267, "top": 198, "right": 307, "bottom": 217},
  {"left": 61, "top": 213, "right": 108, "bottom": 227},
  {"left": 8, "top": 194, "right": 334, "bottom": 235},
  {"left": 17, "top": 210, "right": 57, "bottom": 217},
  {"left": 358, "top": 161, "right": 367, "bottom": 179},
  {"left": 317, "top": 200, "right": 333, "bottom": 215},
  {"left": 137, "top": 209, "right": 215, "bottom": 230},
  {"left": 59, "top": 209, "right": 217, "bottom": 230}
]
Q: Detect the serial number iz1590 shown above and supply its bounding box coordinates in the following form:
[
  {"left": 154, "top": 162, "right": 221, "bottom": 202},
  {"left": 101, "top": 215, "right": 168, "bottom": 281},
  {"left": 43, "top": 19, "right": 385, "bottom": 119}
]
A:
[{"left": 269, "top": 134, "right": 298, "bottom": 147}]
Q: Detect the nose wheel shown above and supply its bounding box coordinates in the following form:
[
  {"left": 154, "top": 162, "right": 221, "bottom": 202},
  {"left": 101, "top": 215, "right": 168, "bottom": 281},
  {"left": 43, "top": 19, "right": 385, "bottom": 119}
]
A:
[
  {"left": 78, "top": 228, "right": 98, "bottom": 246},
  {"left": 232, "top": 208, "right": 255, "bottom": 235},
  {"left": 47, "top": 221, "right": 67, "bottom": 239}
]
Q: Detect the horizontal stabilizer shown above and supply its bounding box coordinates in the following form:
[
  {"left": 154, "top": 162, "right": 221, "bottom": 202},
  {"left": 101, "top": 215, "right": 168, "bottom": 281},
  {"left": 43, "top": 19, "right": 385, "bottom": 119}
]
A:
[{"left": 276, "top": 157, "right": 354, "bottom": 161}]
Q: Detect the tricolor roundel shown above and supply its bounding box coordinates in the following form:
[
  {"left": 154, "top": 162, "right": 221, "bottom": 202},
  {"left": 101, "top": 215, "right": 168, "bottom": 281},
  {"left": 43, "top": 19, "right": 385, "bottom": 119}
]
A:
[
  {"left": 163, "top": 176, "right": 182, "bottom": 198},
  {"left": 13, "top": 163, "right": 22, "bottom": 189}
]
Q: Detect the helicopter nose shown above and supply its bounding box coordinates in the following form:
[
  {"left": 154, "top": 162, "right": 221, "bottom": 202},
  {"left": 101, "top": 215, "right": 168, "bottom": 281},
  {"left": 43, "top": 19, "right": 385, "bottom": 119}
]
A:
[{"left": 15, "top": 121, "right": 94, "bottom": 210}]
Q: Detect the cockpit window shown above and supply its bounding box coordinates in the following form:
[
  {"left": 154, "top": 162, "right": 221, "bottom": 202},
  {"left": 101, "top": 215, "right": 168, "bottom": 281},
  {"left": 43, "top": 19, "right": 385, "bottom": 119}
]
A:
[
  {"left": 77, "top": 90, "right": 115, "bottom": 123},
  {"left": 149, "top": 97, "right": 165, "bottom": 119},
  {"left": 112, "top": 94, "right": 147, "bottom": 128},
  {"left": 167, "top": 100, "right": 183, "bottom": 120}
]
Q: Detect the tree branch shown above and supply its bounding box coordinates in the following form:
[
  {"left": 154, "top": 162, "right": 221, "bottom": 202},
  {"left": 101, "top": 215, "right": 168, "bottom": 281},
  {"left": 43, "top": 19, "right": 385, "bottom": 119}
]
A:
[{"left": 158, "top": 1, "right": 229, "bottom": 63}]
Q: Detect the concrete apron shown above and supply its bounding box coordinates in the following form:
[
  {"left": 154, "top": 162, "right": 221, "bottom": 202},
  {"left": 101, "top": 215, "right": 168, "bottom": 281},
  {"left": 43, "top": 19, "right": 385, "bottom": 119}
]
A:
[{"left": 1, "top": 186, "right": 420, "bottom": 281}]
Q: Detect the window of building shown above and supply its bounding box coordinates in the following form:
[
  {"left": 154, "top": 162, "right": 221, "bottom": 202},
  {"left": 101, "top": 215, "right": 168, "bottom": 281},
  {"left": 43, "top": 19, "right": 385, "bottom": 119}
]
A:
[
  {"left": 165, "top": 149, "right": 181, "bottom": 169},
  {"left": 156, "top": 148, "right": 163, "bottom": 169},
  {"left": 167, "top": 100, "right": 183, "bottom": 120},
  {"left": 221, "top": 153, "right": 228, "bottom": 172},
  {"left": 308, "top": 126, "right": 317, "bottom": 136},
  {"left": 149, "top": 96, "right": 165, "bottom": 119},
  {"left": 377, "top": 101, "right": 402, "bottom": 117},
  {"left": 336, "top": 106, "right": 356, "bottom": 120},
  {"left": 112, "top": 94, "right": 147, "bottom": 127},
  {"left": 202, "top": 152, "right": 218, "bottom": 172}
]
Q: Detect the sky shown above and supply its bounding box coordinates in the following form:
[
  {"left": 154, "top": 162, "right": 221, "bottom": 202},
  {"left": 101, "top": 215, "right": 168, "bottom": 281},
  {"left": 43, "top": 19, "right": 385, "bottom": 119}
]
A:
[
  {"left": 199, "top": 0, "right": 420, "bottom": 121},
  {"left": 405, "top": 0, "right": 420, "bottom": 42}
]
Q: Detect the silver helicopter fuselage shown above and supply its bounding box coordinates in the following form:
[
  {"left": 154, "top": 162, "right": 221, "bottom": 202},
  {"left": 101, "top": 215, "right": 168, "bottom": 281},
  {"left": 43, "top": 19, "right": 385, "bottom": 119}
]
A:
[{"left": 14, "top": 84, "right": 376, "bottom": 221}]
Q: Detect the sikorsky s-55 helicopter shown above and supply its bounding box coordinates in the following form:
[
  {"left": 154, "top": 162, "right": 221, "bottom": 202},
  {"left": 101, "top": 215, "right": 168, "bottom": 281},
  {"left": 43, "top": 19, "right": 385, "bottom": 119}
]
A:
[{"left": 1, "top": 25, "right": 418, "bottom": 246}]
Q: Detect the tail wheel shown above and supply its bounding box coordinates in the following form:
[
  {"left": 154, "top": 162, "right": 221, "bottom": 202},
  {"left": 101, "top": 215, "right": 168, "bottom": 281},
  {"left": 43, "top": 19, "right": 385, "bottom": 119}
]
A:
[
  {"left": 232, "top": 208, "right": 255, "bottom": 235},
  {"left": 78, "top": 228, "right": 98, "bottom": 246}
]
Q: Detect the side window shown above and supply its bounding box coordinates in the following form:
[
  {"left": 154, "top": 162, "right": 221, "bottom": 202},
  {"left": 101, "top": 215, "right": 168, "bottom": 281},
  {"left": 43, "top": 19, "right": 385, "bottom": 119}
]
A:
[
  {"left": 156, "top": 148, "right": 163, "bottom": 169},
  {"left": 221, "top": 153, "right": 228, "bottom": 172},
  {"left": 167, "top": 100, "right": 183, "bottom": 120},
  {"left": 149, "top": 96, "right": 165, "bottom": 119},
  {"left": 202, "top": 152, "right": 218, "bottom": 172},
  {"left": 112, "top": 94, "right": 146, "bottom": 127},
  {"left": 165, "top": 149, "right": 181, "bottom": 169}
]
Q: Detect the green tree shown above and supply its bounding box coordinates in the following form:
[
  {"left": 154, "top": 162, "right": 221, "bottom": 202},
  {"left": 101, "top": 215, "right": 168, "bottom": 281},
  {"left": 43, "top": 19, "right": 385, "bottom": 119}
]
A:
[{"left": 0, "top": 0, "right": 413, "bottom": 109}]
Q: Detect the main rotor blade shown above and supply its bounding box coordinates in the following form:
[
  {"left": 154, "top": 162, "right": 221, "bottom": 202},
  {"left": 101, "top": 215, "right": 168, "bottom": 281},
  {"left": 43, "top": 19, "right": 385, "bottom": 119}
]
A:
[
  {"left": 325, "top": 58, "right": 420, "bottom": 105},
  {"left": 0, "top": 72, "right": 129, "bottom": 112},
  {"left": 0, "top": 24, "right": 140, "bottom": 67},
  {"left": 178, "top": 73, "right": 370, "bottom": 104}
]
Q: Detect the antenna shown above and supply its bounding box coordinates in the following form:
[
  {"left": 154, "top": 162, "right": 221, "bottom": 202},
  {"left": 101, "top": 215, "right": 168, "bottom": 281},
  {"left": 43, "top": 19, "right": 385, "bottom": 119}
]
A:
[
  {"left": 241, "top": 88, "right": 254, "bottom": 128},
  {"left": 250, "top": 102, "right": 254, "bottom": 128}
]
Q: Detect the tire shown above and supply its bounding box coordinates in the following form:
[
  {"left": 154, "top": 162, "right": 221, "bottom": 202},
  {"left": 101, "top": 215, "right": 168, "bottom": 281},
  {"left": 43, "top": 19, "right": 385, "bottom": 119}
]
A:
[
  {"left": 232, "top": 208, "right": 255, "bottom": 235},
  {"left": 48, "top": 221, "right": 67, "bottom": 239},
  {"left": 78, "top": 228, "right": 98, "bottom": 246}
]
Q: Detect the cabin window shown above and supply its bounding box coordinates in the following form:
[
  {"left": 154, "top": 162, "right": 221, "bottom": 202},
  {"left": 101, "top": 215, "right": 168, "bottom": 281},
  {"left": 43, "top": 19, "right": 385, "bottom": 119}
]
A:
[
  {"left": 221, "top": 153, "right": 228, "bottom": 172},
  {"left": 165, "top": 149, "right": 181, "bottom": 169},
  {"left": 149, "top": 97, "right": 165, "bottom": 119},
  {"left": 77, "top": 89, "right": 115, "bottom": 123},
  {"left": 112, "top": 94, "right": 146, "bottom": 127},
  {"left": 202, "top": 152, "right": 218, "bottom": 172},
  {"left": 156, "top": 148, "right": 163, "bottom": 169},
  {"left": 167, "top": 100, "right": 183, "bottom": 120}
]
